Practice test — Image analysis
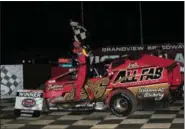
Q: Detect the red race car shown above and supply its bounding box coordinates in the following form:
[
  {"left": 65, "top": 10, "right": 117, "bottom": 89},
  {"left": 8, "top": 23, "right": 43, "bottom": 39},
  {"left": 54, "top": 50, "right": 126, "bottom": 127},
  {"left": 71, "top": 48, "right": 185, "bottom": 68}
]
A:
[
  {"left": 14, "top": 21, "right": 184, "bottom": 117},
  {"left": 41, "top": 52, "right": 183, "bottom": 117}
]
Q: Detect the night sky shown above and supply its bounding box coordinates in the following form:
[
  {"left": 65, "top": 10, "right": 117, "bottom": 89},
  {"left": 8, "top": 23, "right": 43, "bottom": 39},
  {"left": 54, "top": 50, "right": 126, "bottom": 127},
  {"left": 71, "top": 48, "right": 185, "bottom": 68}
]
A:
[{"left": 1, "top": 1, "right": 184, "bottom": 63}]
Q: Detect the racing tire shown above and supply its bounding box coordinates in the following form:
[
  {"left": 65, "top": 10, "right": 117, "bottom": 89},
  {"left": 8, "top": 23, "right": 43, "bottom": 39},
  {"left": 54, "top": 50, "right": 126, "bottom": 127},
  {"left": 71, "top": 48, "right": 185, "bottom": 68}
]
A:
[{"left": 109, "top": 90, "right": 137, "bottom": 117}]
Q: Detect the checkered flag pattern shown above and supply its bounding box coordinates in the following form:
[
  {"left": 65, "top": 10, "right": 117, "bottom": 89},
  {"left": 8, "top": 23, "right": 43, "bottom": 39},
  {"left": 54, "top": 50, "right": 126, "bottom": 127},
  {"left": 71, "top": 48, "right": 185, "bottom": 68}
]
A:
[
  {"left": 70, "top": 20, "right": 87, "bottom": 42},
  {"left": 1, "top": 66, "right": 21, "bottom": 95},
  {"left": 0, "top": 99, "right": 184, "bottom": 129}
]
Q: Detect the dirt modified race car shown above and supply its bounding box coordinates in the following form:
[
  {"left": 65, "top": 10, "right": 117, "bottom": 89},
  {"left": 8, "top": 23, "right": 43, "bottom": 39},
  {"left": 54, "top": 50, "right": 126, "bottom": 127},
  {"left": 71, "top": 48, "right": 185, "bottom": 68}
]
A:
[
  {"left": 13, "top": 21, "right": 184, "bottom": 117},
  {"left": 14, "top": 52, "right": 184, "bottom": 117}
]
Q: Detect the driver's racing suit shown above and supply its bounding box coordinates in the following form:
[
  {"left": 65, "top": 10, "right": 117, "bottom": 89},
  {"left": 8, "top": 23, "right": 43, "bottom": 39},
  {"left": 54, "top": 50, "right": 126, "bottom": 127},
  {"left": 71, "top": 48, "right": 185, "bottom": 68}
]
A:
[{"left": 73, "top": 47, "right": 88, "bottom": 101}]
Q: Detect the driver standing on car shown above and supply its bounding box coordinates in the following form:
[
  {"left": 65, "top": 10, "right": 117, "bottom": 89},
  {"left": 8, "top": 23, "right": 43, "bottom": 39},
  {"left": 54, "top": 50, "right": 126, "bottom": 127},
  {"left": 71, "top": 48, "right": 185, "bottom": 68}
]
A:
[{"left": 72, "top": 41, "right": 89, "bottom": 101}]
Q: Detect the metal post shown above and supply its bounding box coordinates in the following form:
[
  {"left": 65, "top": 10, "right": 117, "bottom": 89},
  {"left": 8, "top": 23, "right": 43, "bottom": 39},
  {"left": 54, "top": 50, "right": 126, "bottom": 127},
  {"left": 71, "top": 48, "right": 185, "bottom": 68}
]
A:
[
  {"left": 81, "top": 2, "right": 84, "bottom": 26},
  {"left": 139, "top": 2, "right": 144, "bottom": 46}
]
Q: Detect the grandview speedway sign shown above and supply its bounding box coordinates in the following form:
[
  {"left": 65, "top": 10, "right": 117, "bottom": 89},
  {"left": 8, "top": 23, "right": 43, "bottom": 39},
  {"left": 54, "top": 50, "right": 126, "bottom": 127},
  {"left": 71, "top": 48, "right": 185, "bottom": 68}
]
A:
[{"left": 90, "top": 43, "right": 184, "bottom": 64}]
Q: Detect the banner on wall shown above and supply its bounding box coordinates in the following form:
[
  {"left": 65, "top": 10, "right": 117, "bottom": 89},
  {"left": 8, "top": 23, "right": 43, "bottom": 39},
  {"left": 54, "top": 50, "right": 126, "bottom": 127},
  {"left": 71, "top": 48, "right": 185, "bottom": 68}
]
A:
[
  {"left": 90, "top": 43, "right": 184, "bottom": 64},
  {"left": 52, "top": 43, "right": 184, "bottom": 77},
  {"left": 1, "top": 65, "right": 24, "bottom": 99}
]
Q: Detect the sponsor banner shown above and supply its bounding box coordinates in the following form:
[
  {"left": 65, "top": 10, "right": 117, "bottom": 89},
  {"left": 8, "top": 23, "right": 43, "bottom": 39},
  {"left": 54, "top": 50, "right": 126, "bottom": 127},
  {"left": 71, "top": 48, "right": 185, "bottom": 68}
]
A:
[
  {"left": 0, "top": 65, "right": 24, "bottom": 99},
  {"left": 90, "top": 43, "right": 184, "bottom": 64},
  {"left": 14, "top": 90, "right": 43, "bottom": 117}
]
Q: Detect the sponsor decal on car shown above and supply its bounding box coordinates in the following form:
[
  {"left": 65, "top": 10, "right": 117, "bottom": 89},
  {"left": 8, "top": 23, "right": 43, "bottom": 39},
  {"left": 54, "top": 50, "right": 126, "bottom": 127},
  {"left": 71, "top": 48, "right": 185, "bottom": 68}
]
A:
[
  {"left": 64, "top": 78, "right": 110, "bottom": 100},
  {"left": 113, "top": 67, "right": 164, "bottom": 84},
  {"left": 128, "top": 62, "right": 139, "bottom": 68},
  {"left": 48, "top": 84, "right": 63, "bottom": 91},
  {"left": 137, "top": 88, "right": 165, "bottom": 100}
]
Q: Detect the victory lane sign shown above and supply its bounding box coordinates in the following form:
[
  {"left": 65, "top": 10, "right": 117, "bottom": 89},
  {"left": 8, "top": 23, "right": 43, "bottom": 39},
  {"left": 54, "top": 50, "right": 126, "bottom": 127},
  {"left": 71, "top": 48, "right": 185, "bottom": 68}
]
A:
[{"left": 14, "top": 90, "right": 44, "bottom": 117}]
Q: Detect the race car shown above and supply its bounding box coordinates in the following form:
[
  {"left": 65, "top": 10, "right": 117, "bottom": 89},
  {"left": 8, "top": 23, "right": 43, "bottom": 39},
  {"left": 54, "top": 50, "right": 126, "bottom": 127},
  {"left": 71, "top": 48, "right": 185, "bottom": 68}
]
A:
[
  {"left": 13, "top": 21, "right": 184, "bottom": 117},
  {"left": 36, "top": 51, "right": 183, "bottom": 117}
]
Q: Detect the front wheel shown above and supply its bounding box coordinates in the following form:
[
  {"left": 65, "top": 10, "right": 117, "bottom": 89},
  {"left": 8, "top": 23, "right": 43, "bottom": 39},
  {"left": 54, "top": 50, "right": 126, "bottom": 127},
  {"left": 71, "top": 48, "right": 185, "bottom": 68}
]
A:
[{"left": 109, "top": 90, "right": 137, "bottom": 117}]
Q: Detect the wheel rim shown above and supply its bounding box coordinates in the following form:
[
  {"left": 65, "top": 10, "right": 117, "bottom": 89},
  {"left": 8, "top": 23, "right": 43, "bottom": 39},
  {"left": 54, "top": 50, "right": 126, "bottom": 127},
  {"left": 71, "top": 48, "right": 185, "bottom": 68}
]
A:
[{"left": 113, "top": 97, "right": 128, "bottom": 112}]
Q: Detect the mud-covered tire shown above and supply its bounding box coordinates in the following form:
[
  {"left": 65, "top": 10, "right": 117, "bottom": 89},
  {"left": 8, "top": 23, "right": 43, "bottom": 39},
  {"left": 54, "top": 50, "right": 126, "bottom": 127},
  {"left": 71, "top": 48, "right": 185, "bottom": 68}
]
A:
[{"left": 109, "top": 90, "right": 137, "bottom": 117}]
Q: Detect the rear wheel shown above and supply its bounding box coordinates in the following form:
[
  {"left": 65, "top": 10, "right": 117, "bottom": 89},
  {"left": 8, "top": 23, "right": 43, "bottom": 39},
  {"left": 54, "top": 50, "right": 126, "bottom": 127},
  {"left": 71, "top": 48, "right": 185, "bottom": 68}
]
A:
[{"left": 109, "top": 90, "right": 137, "bottom": 117}]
